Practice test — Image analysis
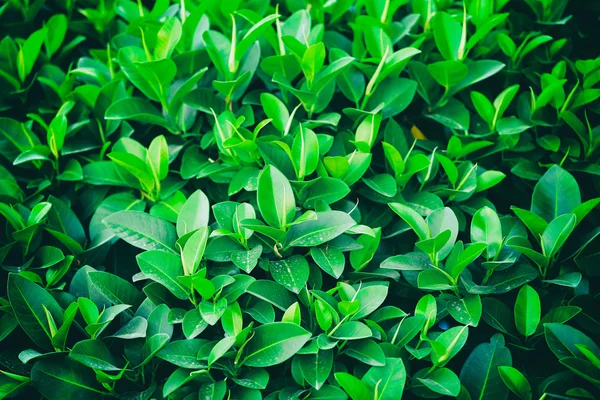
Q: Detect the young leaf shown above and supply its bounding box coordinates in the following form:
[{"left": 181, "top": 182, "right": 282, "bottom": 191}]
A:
[
  {"left": 498, "top": 366, "right": 532, "bottom": 400},
  {"left": 514, "top": 285, "right": 541, "bottom": 337},
  {"left": 257, "top": 165, "right": 296, "bottom": 229},
  {"left": 432, "top": 12, "right": 463, "bottom": 61}
]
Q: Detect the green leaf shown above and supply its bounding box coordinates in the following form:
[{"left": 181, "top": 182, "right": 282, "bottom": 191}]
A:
[
  {"left": 511, "top": 206, "right": 548, "bottom": 239},
  {"left": 310, "top": 247, "right": 345, "bottom": 279},
  {"left": 560, "top": 357, "right": 600, "bottom": 386},
  {"left": 118, "top": 47, "right": 176, "bottom": 99},
  {"left": 448, "top": 294, "right": 482, "bottom": 327},
  {"left": 355, "top": 112, "right": 381, "bottom": 151},
  {"left": 460, "top": 334, "right": 512, "bottom": 400},
  {"left": 282, "top": 302, "right": 301, "bottom": 325},
  {"left": 181, "top": 227, "right": 209, "bottom": 276},
  {"left": 426, "top": 207, "right": 459, "bottom": 260},
  {"left": 147, "top": 135, "right": 168, "bottom": 183},
  {"left": 448, "top": 60, "right": 505, "bottom": 96},
  {"left": 345, "top": 339, "right": 386, "bottom": 366},
  {"left": 352, "top": 284, "right": 389, "bottom": 320},
  {"left": 199, "top": 298, "right": 228, "bottom": 326},
  {"left": 543, "top": 272, "right": 582, "bottom": 288},
  {"left": 350, "top": 228, "right": 382, "bottom": 271},
  {"left": 392, "top": 315, "right": 426, "bottom": 348},
  {"left": 103, "top": 210, "right": 177, "bottom": 253},
  {"left": 147, "top": 304, "right": 174, "bottom": 338},
  {"left": 493, "top": 84, "right": 520, "bottom": 125},
  {"left": 428, "top": 61, "right": 469, "bottom": 89},
  {"left": 302, "top": 43, "right": 326, "bottom": 85},
  {"left": 363, "top": 174, "right": 397, "bottom": 197},
  {"left": 109, "top": 316, "right": 148, "bottom": 339},
  {"left": 330, "top": 321, "right": 372, "bottom": 340},
  {"left": 163, "top": 368, "right": 207, "bottom": 397},
  {"left": 297, "top": 350, "right": 334, "bottom": 390},
  {"left": 427, "top": 99, "right": 470, "bottom": 130},
  {"left": 389, "top": 203, "right": 427, "bottom": 240},
  {"left": 538, "top": 306, "right": 581, "bottom": 331},
  {"left": 52, "top": 302, "right": 78, "bottom": 351},
  {"left": 31, "top": 358, "right": 107, "bottom": 400},
  {"left": 417, "top": 368, "right": 461, "bottom": 397},
  {"left": 544, "top": 323, "right": 600, "bottom": 360},
  {"left": 447, "top": 242, "right": 488, "bottom": 279},
  {"left": 47, "top": 195, "right": 86, "bottom": 247},
  {"left": 8, "top": 273, "right": 63, "bottom": 350},
  {"left": 140, "top": 333, "right": 171, "bottom": 366},
  {"left": 431, "top": 325, "right": 469, "bottom": 366},
  {"left": 105, "top": 98, "right": 176, "bottom": 132},
  {"left": 108, "top": 148, "right": 152, "bottom": 186},
  {"left": 514, "top": 284, "right": 541, "bottom": 337},
  {"left": 257, "top": 165, "right": 296, "bottom": 229},
  {"left": 476, "top": 170, "right": 506, "bottom": 192},
  {"left": 18, "top": 27, "right": 47, "bottom": 82},
  {"left": 498, "top": 366, "right": 532, "bottom": 400},
  {"left": 155, "top": 18, "right": 182, "bottom": 59},
  {"left": 292, "top": 125, "right": 319, "bottom": 179},
  {"left": 541, "top": 213, "right": 576, "bottom": 258},
  {"left": 432, "top": 12, "right": 463, "bottom": 61},
  {"left": 335, "top": 372, "right": 371, "bottom": 400},
  {"left": 418, "top": 268, "right": 453, "bottom": 291},
  {"left": 232, "top": 367, "right": 269, "bottom": 390},
  {"left": 231, "top": 245, "right": 262, "bottom": 273},
  {"left": 260, "top": 93, "right": 288, "bottom": 132},
  {"left": 86, "top": 304, "right": 131, "bottom": 338},
  {"left": 246, "top": 280, "right": 296, "bottom": 311},
  {"left": 136, "top": 250, "right": 188, "bottom": 299},
  {"left": 415, "top": 293, "right": 437, "bottom": 333},
  {"left": 244, "top": 322, "right": 311, "bottom": 367},
  {"left": 177, "top": 190, "right": 210, "bottom": 237},
  {"left": 87, "top": 271, "right": 143, "bottom": 317},
  {"left": 200, "top": 381, "right": 228, "bottom": 399},
  {"left": 269, "top": 255, "right": 310, "bottom": 294},
  {"left": 182, "top": 309, "right": 209, "bottom": 340},
  {"left": 471, "top": 206, "right": 502, "bottom": 259},
  {"left": 284, "top": 211, "right": 355, "bottom": 248},
  {"left": 45, "top": 15, "right": 67, "bottom": 58},
  {"left": 69, "top": 339, "right": 121, "bottom": 371},
  {"left": 531, "top": 165, "right": 581, "bottom": 222},
  {"left": 235, "top": 13, "right": 279, "bottom": 60}
]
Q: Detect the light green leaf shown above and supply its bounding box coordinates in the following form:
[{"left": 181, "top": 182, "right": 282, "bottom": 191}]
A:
[
  {"left": 514, "top": 284, "right": 541, "bottom": 337},
  {"left": 257, "top": 165, "right": 296, "bottom": 229},
  {"left": 498, "top": 366, "right": 532, "bottom": 400},
  {"left": 244, "top": 322, "right": 311, "bottom": 367}
]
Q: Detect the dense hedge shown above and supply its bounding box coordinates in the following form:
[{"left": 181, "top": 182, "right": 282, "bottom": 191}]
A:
[{"left": 1, "top": 0, "right": 600, "bottom": 399}]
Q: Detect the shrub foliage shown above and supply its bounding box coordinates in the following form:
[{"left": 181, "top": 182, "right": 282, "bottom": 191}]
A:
[{"left": 1, "top": 0, "right": 600, "bottom": 399}]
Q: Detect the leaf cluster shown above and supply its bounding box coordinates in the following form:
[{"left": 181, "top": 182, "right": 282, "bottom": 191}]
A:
[{"left": 1, "top": 0, "right": 600, "bottom": 399}]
